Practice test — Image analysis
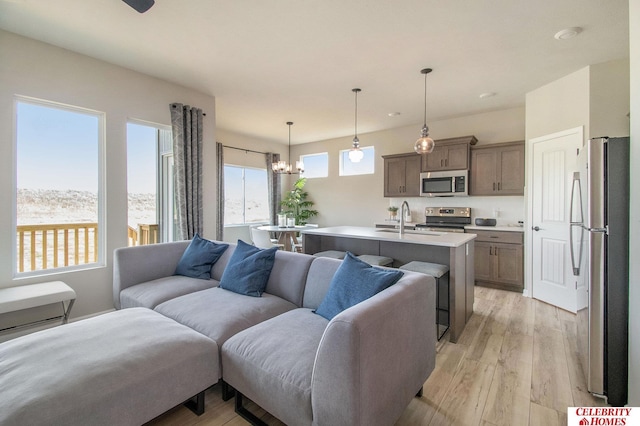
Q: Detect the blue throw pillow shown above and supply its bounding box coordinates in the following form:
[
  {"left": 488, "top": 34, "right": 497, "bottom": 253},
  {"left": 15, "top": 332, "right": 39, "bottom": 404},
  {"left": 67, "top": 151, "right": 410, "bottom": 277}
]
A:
[
  {"left": 174, "top": 234, "right": 229, "bottom": 280},
  {"left": 219, "top": 239, "right": 278, "bottom": 297},
  {"left": 314, "top": 252, "right": 404, "bottom": 320}
]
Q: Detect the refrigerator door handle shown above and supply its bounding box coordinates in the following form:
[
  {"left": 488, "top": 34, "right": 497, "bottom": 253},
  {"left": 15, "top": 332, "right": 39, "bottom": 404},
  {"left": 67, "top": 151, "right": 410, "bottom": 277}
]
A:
[
  {"left": 570, "top": 224, "right": 583, "bottom": 276},
  {"left": 569, "top": 172, "right": 583, "bottom": 276}
]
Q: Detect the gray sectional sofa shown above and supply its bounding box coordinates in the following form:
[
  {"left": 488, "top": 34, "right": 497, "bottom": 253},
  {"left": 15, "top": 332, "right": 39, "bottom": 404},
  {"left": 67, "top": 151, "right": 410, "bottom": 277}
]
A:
[{"left": 113, "top": 239, "right": 437, "bottom": 425}]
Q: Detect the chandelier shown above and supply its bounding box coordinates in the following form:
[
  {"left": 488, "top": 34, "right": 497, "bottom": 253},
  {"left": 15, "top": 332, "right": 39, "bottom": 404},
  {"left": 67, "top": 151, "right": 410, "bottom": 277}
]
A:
[{"left": 272, "top": 121, "right": 304, "bottom": 174}]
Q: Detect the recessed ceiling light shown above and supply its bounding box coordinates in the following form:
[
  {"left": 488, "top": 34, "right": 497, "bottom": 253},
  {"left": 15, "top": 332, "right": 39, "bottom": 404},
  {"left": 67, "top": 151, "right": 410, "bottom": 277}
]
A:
[
  {"left": 479, "top": 92, "right": 496, "bottom": 99},
  {"left": 388, "top": 112, "right": 401, "bottom": 117},
  {"left": 554, "top": 27, "right": 582, "bottom": 40}
]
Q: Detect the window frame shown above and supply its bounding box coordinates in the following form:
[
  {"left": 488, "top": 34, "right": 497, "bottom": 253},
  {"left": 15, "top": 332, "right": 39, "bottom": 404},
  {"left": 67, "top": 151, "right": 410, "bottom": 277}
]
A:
[
  {"left": 126, "top": 119, "right": 175, "bottom": 244},
  {"left": 223, "top": 164, "right": 270, "bottom": 226},
  {"left": 338, "top": 146, "right": 376, "bottom": 176},
  {"left": 13, "top": 95, "right": 106, "bottom": 278},
  {"left": 300, "top": 152, "right": 329, "bottom": 179}
]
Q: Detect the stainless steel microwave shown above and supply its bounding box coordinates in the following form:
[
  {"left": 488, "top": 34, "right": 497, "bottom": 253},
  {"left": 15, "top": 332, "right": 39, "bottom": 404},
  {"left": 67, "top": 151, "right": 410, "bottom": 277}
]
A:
[{"left": 419, "top": 170, "right": 468, "bottom": 197}]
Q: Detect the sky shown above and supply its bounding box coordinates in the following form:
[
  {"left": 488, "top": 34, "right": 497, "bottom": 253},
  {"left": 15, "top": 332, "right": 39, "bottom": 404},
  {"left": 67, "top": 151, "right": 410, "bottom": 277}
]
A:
[
  {"left": 17, "top": 101, "right": 99, "bottom": 192},
  {"left": 16, "top": 101, "right": 158, "bottom": 194}
]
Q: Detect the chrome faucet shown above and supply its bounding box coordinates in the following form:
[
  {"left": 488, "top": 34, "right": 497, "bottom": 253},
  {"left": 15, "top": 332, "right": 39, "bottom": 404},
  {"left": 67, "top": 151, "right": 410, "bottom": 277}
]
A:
[{"left": 400, "top": 201, "right": 410, "bottom": 236}]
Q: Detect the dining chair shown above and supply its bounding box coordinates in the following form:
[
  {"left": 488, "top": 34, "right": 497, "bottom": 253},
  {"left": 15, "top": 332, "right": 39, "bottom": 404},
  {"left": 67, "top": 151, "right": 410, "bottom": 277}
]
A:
[{"left": 250, "top": 226, "right": 284, "bottom": 250}]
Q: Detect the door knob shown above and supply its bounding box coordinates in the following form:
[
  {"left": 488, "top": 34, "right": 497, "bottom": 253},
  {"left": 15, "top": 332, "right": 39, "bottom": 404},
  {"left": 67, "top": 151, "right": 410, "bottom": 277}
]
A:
[{"left": 532, "top": 226, "right": 540, "bottom": 231}]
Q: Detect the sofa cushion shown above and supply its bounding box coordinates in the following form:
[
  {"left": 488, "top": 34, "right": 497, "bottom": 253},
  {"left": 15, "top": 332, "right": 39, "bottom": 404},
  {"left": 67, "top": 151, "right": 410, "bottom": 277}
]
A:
[
  {"left": 154, "top": 287, "right": 297, "bottom": 376},
  {"left": 120, "top": 275, "right": 218, "bottom": 309},
  {"left": 221, "top": 309, "right": 328, "bottom": 426},
  {"left": 174, "top": 234, "right": 229, "bottom": 279},
  {"left": 315, "top": 252, "right": 404, "bottom": 320},
  {"left": 264, "top": 250, "right": 315, "bottom": 306},
  {"left": 219, "top": 240, "right": 277, "bottom": 297},
  {"left": 302, "top": 256, "right": 342, "bottom": 310}
]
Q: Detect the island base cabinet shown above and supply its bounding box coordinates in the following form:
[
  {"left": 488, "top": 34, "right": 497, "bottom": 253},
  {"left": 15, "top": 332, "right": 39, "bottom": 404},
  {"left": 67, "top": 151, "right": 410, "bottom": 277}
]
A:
[
  {"left": 472, "top": 230, "right": 523, "bottom": 293},
  {"left": 302, "top": 232, "right": 475, "bottom": 343}
]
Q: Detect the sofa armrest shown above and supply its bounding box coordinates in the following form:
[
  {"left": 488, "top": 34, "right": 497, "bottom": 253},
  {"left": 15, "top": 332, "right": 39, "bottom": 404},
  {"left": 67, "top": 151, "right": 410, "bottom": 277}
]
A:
[
  {"left": 113, "top": 241, "right": 190, "bottom": 309},
  {"left": 310, "top": 272, "right": 436, "bottom": 426}
]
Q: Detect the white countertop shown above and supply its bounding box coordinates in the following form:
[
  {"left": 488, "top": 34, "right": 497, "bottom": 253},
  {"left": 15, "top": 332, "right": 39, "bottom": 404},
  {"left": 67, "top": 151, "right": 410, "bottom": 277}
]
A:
[
  {"left": 301, "top": 226, "right": 476, "bottom": 248},
  {"left": 464, "top": 225, "right": 525, "bottom": 232}
]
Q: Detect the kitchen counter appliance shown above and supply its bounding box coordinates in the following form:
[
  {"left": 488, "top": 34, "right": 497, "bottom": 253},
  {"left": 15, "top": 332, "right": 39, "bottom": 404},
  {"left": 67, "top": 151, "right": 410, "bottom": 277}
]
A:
[{"left": 414, "top": 207, "right": 471, "bottom": 233}]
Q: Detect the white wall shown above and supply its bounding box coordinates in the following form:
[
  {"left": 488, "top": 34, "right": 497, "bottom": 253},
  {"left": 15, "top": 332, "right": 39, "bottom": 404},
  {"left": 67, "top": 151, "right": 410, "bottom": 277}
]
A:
[
  {"left": 627, "top": 0, "right": 640, "bottom": 407},
  {"left": 525, "top": 67, "right": 591, "bottom": 142},
  {"left": 291, "top": 107, "right": 526, "bottom": 227},
  {"left": 590, "top": 58, "right": 631, "bottom": 138},
  {"left": 0, "top": 31, "right": 217, "bottom": 318}
]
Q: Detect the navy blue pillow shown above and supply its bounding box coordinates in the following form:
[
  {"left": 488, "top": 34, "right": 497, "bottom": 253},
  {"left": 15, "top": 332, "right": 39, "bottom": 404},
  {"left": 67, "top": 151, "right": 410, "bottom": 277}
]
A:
[
  {"left": 174, "top": 234, "right": 229, "bottom": 280},
  {"left": 219, "top": 239, "right": 278, "bottom": 297},
  {"left": 315, "top": 252, "right": 404, "bottom": 320}
]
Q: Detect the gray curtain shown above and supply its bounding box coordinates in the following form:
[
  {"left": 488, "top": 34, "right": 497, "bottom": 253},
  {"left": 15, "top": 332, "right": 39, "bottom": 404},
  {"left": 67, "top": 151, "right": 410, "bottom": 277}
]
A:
[
  {"left": 216, "top": 142, "right": 224, "bottom": 241},
  {"left": 266, "top": 153, "right": 281, "bottom": 225},
  {"left": 170, "top": 103, "right": 203, "bottom": 240}
]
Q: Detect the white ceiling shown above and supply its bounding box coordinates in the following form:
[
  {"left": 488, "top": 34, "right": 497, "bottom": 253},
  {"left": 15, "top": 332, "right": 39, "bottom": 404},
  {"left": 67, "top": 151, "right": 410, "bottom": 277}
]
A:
[{"left": 0, "top": 0, "right": 629, "bottom": 144}]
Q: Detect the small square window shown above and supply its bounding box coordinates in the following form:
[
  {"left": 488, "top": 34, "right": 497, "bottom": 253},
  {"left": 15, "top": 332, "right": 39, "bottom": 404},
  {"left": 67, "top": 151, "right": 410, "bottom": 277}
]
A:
[
  {"left": 300, "top": 152, "right": 328, "bottom": 179},
  {"left": 339, "top": 146, "right": 375, "bottom": 176}
]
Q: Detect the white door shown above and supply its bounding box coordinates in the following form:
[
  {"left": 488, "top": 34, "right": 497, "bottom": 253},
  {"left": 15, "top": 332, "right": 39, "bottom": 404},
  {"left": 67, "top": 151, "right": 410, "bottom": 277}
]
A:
[{"left": 528, "top": 127, "right": 583, "bottom": 313}]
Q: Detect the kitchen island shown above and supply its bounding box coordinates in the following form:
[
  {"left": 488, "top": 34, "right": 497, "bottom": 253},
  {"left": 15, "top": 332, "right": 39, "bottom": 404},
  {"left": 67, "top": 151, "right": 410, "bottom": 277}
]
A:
[{"left": 301, "top": 226, "right": 476, "bottom": 343}]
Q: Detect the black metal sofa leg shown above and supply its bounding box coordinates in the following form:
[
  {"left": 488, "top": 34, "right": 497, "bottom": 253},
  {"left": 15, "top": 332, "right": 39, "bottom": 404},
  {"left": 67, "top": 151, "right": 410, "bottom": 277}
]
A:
[
  {"left": 416, "top": 386, "right": 424, "bottom": 398},
  {"left": 183, "top": 390, "right": 205, "bottom": 415},
  {"left": 221, "top": 380, "right": 236, "bottom": 401},
  {"left": 235, "top": 391, "right": 268, "bottom": 426}
]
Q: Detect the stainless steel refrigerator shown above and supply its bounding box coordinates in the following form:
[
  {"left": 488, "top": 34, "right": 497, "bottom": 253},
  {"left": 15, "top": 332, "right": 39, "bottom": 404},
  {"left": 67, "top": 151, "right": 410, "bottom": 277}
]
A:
[{"left": 571, "top": 136, "right": 629, "bottom": 407}]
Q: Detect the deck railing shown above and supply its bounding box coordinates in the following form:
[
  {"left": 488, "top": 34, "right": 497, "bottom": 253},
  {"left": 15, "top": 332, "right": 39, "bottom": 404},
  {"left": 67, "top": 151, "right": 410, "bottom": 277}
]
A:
[
  {"left": 17, "top": 223, "right": 98, "bottom": 273},
  {"left": 17, "top": 222, "right": 160, "bottom": 273}
]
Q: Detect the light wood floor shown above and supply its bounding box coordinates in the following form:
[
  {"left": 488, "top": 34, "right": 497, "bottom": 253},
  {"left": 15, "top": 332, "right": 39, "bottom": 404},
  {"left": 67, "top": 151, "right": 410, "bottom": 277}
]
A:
[{"left": 147, "top": 286, "right": 608, "bottom": 426}]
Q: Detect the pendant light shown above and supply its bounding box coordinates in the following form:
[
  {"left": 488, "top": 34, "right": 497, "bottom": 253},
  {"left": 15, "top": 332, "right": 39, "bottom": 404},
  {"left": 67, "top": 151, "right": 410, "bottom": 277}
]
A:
[
  {"left": 272, "top": 122, "right": 304, "bottom": 174},
  {"left": 414, "top": 68, "right": 435, "bottom": 154},
  {"left": 348, "top": 88, "right": 364, "bottom": 163}
]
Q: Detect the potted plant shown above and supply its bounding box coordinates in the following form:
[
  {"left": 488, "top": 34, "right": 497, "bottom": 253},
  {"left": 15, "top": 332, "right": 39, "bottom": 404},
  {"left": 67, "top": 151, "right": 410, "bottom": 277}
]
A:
[
  {"left": 388, "top": 206, "right": 399, "bottom": 220},
  {"left": 280, "top": 177, "right": 319, "bottom": 225}
]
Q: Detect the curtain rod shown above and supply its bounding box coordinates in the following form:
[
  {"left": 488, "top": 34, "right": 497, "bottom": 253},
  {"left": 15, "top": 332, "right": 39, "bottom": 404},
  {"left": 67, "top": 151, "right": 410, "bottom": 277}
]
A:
[
  {"left": 222, "top": 145, "right": 269, "bottom": 155},
  {"left": 171, "top": 103, "right": 206, "bottom": 116}
]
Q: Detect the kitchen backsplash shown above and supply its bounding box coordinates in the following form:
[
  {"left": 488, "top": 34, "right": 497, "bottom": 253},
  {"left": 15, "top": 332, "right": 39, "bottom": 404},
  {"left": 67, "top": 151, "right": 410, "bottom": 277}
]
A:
[{"left": 388, "top": 196, "right": 525, "bottom": 226}]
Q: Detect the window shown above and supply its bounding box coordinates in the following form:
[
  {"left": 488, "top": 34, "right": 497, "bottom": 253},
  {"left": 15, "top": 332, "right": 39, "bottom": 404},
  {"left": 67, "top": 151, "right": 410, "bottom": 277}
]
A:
[
  {"left": 15, "top": 98, "right": 104, "bottom": 275},
  {"left": 126, "top": 121, "right": 175, "bottom": 246},
  {"left": 339, "top": 146, "right": 375, "bottom": 176},
  {"left": 300, "top": 152, "right": 328, "bottom": 179},
  {"left": 224, "top": 165, "right": 269, "bottom": 225}
]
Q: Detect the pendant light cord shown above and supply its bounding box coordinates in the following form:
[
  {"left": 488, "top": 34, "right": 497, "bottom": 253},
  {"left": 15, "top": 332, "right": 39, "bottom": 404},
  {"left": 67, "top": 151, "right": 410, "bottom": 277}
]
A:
[
  {"left": 423, "top": 71, "right": 427, "bottom": 126},
  {"left": 287, "top": 121, "right": 293, "bottom": 162},
  {"left": 355, "top": 90, "right": 358, "bottom": 140}
]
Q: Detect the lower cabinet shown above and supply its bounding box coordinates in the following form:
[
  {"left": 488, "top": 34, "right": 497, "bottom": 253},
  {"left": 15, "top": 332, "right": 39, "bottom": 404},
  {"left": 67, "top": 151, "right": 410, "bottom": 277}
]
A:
[{"left": 473, "top": 230, "right": 523, "bottom": 292}]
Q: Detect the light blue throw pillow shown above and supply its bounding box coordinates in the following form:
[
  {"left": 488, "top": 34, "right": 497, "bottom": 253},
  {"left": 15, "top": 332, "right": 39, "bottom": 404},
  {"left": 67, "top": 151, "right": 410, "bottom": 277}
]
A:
[
  {"left": 174, "top": 234, "right": 229, "bottom": 280},
  {"left": 314, "top": 252, "right": 404, "bottom": 320},
  {"left": 219, "top": 239, "right": 278, "bottom": 297}
]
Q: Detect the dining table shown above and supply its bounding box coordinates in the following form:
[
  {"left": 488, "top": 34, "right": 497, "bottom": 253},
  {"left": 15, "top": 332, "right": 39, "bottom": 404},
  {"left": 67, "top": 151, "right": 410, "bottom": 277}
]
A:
[{"left": 257, "top": 225, "right": 316, "bottom": 251}]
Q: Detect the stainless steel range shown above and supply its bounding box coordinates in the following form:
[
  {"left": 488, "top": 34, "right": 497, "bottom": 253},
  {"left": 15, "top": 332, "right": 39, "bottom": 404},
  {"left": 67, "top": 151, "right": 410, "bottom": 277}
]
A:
[{"left": 414, "top": 207, "right": 471, "bottom": 233}]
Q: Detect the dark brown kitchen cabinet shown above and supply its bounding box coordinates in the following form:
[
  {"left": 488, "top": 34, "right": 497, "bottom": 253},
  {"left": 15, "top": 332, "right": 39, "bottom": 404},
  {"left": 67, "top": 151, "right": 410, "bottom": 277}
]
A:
[
  {"left": 470, "top": 141, "right": 525, "bottom": 195},
  {"left": 472, "top": 230, "right": 523, "bottom": 292},
  {"left": 382, "top": 153, "right": 421, "bottom": 197},
  {"left": 421, "top": 135, "right": 478, "bottom": 172}
]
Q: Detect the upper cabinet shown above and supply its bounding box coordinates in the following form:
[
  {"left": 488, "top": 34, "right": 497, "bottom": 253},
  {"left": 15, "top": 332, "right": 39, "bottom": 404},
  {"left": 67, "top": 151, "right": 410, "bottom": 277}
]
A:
[
  {"left": 421, "top": 135, "right": 478, "bottom": 172},
  {"left": 382, "top": 153, "right": 422, "bottom": 197},
  {"left": 470, "top": 141, "right": 525, "bottom": 196}
]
